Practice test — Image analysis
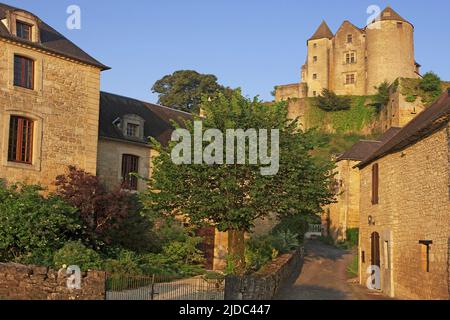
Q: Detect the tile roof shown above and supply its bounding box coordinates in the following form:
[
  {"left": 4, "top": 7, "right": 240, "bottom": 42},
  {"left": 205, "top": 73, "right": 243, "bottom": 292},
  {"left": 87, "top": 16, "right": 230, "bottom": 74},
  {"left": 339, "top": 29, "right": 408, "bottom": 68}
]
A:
[
  {"left": 309, "top": 21, "right": 334, "bottom": 41},
  {"left": 357, "top": 90, "right": 450, "bottom": 169},
  {"left": 0, "top": 3, "right": 109, "bottom": 70},
  {"left": 99, "top": 92, "right": 192, "bottom": 147},
  {"left": 336, "top": 128, "right": 402, "bottom": 162}
]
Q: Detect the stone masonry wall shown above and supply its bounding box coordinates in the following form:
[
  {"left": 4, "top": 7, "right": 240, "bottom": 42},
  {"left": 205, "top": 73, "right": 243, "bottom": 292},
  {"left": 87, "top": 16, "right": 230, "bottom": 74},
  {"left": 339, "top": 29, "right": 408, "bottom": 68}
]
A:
[
  {"left": 0, "top": 263, "right": 106, "bottom": 300},
  {"left": 0, "top": 39, "right": 101, "bottom": 190},
  {"left": 359, "top": 126, "right": 450, "bottom": 299},
  {"left": 225, "top": 247, "right": 304, "bottom": 300}
]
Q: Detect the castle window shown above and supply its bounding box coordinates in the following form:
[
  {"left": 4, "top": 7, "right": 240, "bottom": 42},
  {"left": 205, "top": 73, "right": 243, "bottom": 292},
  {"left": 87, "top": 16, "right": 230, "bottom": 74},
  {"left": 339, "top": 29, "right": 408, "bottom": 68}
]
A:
[
  {"left": 126, "top": 123, "right": 139, "bottom": 138},
  {"left": 122, "top": 154, "right": 139, "bottom": 191},
  {"left": 313, "top": 56, "right": 318, "bottom": 63},
  {"left": 16, "top": 21, "right": 32, "bottom": 41},
  {"left": 313, "top": 73, "right": 318, "bottom": 80},
  {"left": 397, "top": 22, "right": 403, "bottom": 29},
  {"left": 14, "top": 55, "right": 34, "bottom": 89},
  {"left": 347, "top": 34, "right": 353, "bottom": 43},
  {"left": 8, "top": 116, "right": 34, "bottom": 164},
  {"left": 371, "top": 163, "right": 379, "bottom": 205},
  {"left": 345, "top": 74, "right": 356, "bottom": 84},
  {"left": 346, "top": 52, "right": 356, "bottom": 64},
  {"left": 313, "top": 43, "right": 317, "bottom": 48}
]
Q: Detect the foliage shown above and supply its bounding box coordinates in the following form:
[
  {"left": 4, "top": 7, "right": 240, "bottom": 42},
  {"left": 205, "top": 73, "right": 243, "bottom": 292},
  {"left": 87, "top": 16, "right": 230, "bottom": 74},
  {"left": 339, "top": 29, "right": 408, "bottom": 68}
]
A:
[
  {"left": 55, "top": 166, "right": 136, "bottom": 249},
  {"left": 0, "top": 183, "right": 81, "bottom": 265},
  {"left": 103, "top": 249, "right": 143, "bottom": 275},
  {"left": 318, "top": 235, "right": 335, "bottom": 246},
  {"left": 347, "top": 255, "right": 359, "bottom": 278},
  {"left": 269, "top": 230, "right": 300, "bottom": 254},
  {"left": 142, "top": 91, "right": 336, "bottom": 271},
  {"left": 316, "top": 89, "right": 352, "bottom": 112},
  {"left": 372, "top": 80, "right": 396, "bottom": 111},
  {"left": 272, "top": 214, "right": 310, "bottom": 242},
  {"left": 419, "top": 72, "right": 442, "bottom": 94},
  {"left": 53, "top": 241, "right": 102, "bottom": 271},
  {"left": 151, "top": 70, "right": 234, "bottom": 113},
  {"left": 345, "top": 228, "right": 359, "bottom": 248}
]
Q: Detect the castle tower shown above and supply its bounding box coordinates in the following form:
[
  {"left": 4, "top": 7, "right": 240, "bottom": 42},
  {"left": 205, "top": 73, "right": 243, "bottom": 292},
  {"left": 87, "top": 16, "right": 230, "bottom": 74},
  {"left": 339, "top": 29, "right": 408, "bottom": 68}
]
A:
[
  {"left": 366, "top": 6, "right": 418, "bottom": 94},
  {"left": 305, "top": 21, "right": 333, "bottom": 97}
]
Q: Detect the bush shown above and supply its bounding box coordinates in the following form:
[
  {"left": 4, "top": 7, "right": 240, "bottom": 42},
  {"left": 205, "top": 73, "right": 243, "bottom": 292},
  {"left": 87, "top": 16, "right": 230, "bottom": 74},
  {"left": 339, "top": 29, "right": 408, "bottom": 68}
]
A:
[
  {"left": 316, "top": 89, "right": 351, "bottom": 112},
  {"left": 419, "top": 72, "right": 442, "bottom": 94},
  {"left": 245, "top": 236, "right": 275, "bottom": 273},
  {"left": 0, "top": 183, "right": 82, "bottom": 265},
  {"left": 373, "top": 81, "right": 392, "bottom": 110},
  {"left": 272, "top": 214, "right": 310, "bottom": 242},
  {"left": 103, "top": 249, "right": 143, "bottom": 275},
  {"left": 270, "top": 230, "right": 300, "bottom": 254},
  {"left": 53, "top": 241, "right": 102, "bottom": 271},
  {"left": 346, "top": 228, "right": 359, "bottom": 248}
]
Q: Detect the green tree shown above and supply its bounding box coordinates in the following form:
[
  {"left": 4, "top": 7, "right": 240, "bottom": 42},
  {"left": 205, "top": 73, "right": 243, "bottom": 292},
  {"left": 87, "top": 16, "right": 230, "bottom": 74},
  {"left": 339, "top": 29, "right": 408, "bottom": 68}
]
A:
[
  {"left": 141, "top": 91, "right": 336, "bottom": 273},
  {"left": 152, "top": 70, "right": 233, "bottom": 113},
  {"left": 419, "top": 72, "right": 442, "bottom": 95},
  {"left": 316, "top": 89, "right": 351, "bottom": 112},
  {"left": 373, "top": 81, "right": 392, "bottom": 110}
]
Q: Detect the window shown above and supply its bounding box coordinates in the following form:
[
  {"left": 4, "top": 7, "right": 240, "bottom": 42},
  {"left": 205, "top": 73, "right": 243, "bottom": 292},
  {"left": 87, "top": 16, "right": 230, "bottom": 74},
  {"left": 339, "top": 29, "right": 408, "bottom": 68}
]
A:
[
  {"left": 16, "top": 21, "right": 32, "bottom": 41},
  {"left": 14, "top": 55, "right": 34, "bottom": 89},
  {"left": 313, "top": 73, "right": 318, "bottom": 80},
  {"left": 346, "top": 52, "right": 356, "bottom": 64},
  {"left": 419, "top": 241, "right": 432, "bottom": 272},
  {"left": 313, "top": 43, "right": 317, "bottom": 48},
  {"left": 361, "top": 251, "right": 366, "bottom": 264},
  {"left": 371, "top": 163, "right": 379, "bottom": 204},
  {"left": 397, "top": 22, "right": 403, "bottom": 29},
  {"left": 126, "top": 123, "right": 139, "bottom": 138},
  {"left": 8, "top": 116, "right": 34, "bottom": 164},
  {"left": 345, "top": 74, "right": 356, "bottom": 84},
  {"left": 347, "top": 34, "right": 353, "bottom": 43},
  {"left": 313, "top": 56, "right": 318, "bottom": 63},
  {"left": 121, "top": 154, "right": 139, "bottom": 190}
]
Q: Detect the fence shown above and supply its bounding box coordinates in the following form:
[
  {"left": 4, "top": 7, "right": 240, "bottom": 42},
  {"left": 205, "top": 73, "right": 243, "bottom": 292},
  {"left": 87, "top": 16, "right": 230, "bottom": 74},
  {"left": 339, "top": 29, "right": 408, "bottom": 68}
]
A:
[
  {"left": 105, "top": 274, "right": 224, "bottom": 300},
  {"left": 305, "top": 224, "right": 323, "bottom": 239}
]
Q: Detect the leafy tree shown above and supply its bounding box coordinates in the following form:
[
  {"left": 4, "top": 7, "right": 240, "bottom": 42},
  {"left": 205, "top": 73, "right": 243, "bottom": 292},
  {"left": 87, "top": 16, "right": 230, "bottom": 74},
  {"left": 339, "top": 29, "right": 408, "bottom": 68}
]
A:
[
  {"left": 373, "top": 81, "right": 392, "bottom": 110},
  {"left": 55, "top": 166, "right": 135, "bottom": 249},
  {"left": 152, "top": 70, "right": 233, "bottom": 113},
  {"left": 141, "top": 91, "right": 336, "bottom": 273},
  {"left": 316, "top": 89, "right": 351, "bottom": 112},
  {"left": 419, "top": 72, "right": 442, "bottom": 95},
  {"left": 0, "top": 182, "right": 81, "bottom": 264}
]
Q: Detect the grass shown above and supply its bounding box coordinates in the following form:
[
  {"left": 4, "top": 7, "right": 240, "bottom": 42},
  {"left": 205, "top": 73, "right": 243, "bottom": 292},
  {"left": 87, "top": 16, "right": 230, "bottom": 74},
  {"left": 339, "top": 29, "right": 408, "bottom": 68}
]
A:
[{"left": 346, "top": 255, "right": 359, "bottom": 279}]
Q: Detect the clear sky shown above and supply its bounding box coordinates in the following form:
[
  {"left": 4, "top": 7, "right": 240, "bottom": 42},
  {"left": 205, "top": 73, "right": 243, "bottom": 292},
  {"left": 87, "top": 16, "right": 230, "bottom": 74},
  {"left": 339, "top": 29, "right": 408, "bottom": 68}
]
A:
[{"left": 5, "top": 0, "right": 450, "bottom": 102}]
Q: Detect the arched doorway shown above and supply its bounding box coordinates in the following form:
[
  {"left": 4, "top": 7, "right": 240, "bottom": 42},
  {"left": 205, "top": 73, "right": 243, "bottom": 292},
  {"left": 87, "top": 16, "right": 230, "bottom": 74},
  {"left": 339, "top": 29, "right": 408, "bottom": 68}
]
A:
[{"left": 371, "top": 232, "right": 381, "bottom": 267}]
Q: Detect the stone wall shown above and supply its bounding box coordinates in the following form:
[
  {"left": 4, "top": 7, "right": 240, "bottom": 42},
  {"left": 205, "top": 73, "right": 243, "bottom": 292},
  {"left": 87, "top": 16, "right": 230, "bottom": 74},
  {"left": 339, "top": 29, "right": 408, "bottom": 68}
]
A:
[
  {"left": 359, "top": 125, "right": 450, "bottom": 299},
  {"left": 0, "top": 263, "right": 106, "bottom": 300},
  {"left": 225, "top": 247, "right": 304, "bottom": 300},
  {"left": 0, "top": 39, "right": 102, "bottom": 190}
]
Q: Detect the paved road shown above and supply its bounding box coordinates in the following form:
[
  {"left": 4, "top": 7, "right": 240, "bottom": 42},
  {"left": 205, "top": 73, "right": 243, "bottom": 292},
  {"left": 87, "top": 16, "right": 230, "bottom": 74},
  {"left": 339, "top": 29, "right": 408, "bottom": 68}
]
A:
[{"left": 275, "top": 240, "right": 390, "bottom": 300}]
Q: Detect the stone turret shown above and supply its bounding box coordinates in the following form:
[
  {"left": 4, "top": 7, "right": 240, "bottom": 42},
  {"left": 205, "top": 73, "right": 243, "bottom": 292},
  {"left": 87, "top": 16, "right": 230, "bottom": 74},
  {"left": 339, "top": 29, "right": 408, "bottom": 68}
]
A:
[{"left": 366, "top": 6, "right": 419, "bottom": 94}]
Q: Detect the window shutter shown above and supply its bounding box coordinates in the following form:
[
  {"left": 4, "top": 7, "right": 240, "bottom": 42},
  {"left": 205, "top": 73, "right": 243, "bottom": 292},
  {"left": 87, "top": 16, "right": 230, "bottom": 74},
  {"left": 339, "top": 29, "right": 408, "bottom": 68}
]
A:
[{"left": 372, "top": 163, "right": 379, "bottom": 204}]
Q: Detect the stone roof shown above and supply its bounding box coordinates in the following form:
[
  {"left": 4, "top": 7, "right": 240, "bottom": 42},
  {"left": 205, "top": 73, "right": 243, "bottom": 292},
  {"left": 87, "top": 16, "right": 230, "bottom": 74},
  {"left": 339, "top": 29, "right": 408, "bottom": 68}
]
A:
[
  {"left": 308, "top": 21, "right": 334, "bottom": 41},
  {"left": 0, "top": 3, "right": 109, "bottom": 70},
  {"left": 378, "top": 6, "right": 409, "bottom": 23},
  {"left": 99, "top": 92, "right": 192, "bottom": 147},
  {"left": 358, "top": 89, "right": 450, "bottom": 169},
  {"left": 336, "top": 127, "right": 401, "bottom": 162}
]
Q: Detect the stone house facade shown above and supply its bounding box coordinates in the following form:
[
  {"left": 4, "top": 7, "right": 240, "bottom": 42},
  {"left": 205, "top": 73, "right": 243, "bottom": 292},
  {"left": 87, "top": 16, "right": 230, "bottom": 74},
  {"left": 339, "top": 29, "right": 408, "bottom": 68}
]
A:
[
  {"left": 357, "top": 90, "right": 450, "bottom": 299},
  {"left": 276, "top": 6, "right": 420, "bottom": 100},
  {"left": 324, "top": 129, "right": 400, "bottom": 242},
  {"left": 0, "top": 3, "right": 108, "bottom": 190}
]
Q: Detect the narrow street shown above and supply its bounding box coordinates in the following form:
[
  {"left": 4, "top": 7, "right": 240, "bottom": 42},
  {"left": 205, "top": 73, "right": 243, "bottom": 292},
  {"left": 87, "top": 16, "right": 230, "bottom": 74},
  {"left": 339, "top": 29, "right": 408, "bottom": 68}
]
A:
[{"left": 275, "top": 240, "right": 391, "bottom": 300}]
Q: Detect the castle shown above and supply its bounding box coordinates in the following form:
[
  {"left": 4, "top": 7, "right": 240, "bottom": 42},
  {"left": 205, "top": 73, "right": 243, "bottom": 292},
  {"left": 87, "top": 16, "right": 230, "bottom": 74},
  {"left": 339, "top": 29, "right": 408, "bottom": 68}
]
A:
[{"left": 275, "top": 6, "right": 421, "bottom": 101}]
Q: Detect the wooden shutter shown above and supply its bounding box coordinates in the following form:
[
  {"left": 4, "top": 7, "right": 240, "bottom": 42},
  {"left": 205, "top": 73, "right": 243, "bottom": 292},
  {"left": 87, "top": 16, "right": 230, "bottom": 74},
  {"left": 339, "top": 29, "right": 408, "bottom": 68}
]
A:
[
  {"left": 372, "top": 163, "right": 379, "bottom": 205},
  {"left": 121, "top": 154, "right": 139, "bottom": 190}
]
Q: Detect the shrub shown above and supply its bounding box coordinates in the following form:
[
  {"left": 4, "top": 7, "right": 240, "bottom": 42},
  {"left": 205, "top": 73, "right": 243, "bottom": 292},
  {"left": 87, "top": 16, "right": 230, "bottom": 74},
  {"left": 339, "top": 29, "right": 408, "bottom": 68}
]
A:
[
  {"left": 272, "top": 214, "right": 310, "bottom": 242},
  {"left": 373, "top": 81, "right": 391, "bottom": 110},
  {"left": 419, "top": 72, "right": 442, "bottom": 94},
  {"left": 346, "top": 228, "right": 359, "bottom": 248},
  {"left": 0, "top": 183, "right": 81, "bottom": 265},
  {"left": 103, "top": 249, "right": 143, "bottom": 275},
  {"left": 270, "top": 230, "right": 300, "bottom": 254},
  {"left": 316, "top": 89, "right": 351, "bottom": 112},
  {"left": 53, "top": 241, "right": 102, "bottom": 271},
  {"left": 55, "top": 166, "right": 136, "bottom": 249},
  {"left": 245, "top": 236, "right": 275, "bottom": 273}
]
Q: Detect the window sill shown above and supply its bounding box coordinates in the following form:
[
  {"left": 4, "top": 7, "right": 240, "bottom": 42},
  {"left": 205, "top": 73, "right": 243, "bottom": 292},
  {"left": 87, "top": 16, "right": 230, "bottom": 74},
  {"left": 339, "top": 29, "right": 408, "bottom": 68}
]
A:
[
  {"left": 4, "top": 161, "right": 40, "bottom": 172},
  {"left": 13, "top": 85, "right": 39, "bottom": 96}
]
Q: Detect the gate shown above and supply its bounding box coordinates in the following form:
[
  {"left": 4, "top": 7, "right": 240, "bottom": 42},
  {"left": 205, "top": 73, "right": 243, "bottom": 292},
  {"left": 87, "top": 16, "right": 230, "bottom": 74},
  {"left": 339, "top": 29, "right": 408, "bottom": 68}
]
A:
[{"left": 105, "top": 274, "right": 225, "bottom": 300}]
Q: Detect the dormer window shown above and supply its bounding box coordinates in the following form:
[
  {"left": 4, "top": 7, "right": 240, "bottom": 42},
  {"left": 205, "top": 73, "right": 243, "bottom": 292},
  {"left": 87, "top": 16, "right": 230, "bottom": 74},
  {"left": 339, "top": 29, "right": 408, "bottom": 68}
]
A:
[
  {"left": 126, "top": 123, "right": 139, "bottom": 138},
  {"left": 122, "top": 114, "right": 145, "bottom": 140},
  {"left": 16, "top": 21, "right": 32, "bottom": 41}
]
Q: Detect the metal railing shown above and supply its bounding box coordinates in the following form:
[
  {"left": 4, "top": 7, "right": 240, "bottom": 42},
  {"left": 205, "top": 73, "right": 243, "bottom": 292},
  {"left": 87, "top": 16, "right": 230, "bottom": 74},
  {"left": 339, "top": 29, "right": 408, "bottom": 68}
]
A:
[{"left": 105, "top": 274, "right": 225, "bottom": 300}]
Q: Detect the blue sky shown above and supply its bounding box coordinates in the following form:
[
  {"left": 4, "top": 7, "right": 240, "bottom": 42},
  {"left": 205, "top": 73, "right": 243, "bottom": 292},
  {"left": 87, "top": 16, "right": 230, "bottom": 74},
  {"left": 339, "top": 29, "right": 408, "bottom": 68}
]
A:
[{"left": 6, "top": 0, "right": 450, "bottom": 102}]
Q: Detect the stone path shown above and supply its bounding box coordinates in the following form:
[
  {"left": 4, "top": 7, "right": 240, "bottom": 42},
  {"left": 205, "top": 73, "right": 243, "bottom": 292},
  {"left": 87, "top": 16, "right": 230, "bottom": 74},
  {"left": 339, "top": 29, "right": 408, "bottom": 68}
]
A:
[{"left": 275, "top": 240, "right": 391, "bottom": 300}]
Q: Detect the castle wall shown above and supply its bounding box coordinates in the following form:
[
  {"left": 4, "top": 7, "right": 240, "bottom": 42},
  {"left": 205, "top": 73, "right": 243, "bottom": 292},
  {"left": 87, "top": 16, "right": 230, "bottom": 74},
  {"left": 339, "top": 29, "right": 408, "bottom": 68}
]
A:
[
  {"left": 0, "top": 39, "right": 101, "bottom": 190},
  {"left": 359, "top": 126, "right": 450, "bottom": 299},
  {"left": 366, "top": 21, "right": 418, "bottom": 95},
  {"left": 306, "top": 38, "right": 332, "bottom": 97}
]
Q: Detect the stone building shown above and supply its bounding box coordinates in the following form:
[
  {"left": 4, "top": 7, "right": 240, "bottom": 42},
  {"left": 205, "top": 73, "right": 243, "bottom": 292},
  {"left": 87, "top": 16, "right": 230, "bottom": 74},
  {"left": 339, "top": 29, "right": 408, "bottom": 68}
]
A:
[
  {"left": 276, "top": 6, "right": 420, "bottom": 100},
  {"left": 0, "top": 3, "right": 108, "bottom": 190},
  {"left": 324, "top": 128, "right": 400, "bottom": 242},
  {"left": 357, "top": 89, "right": 450, "bottom": 299}
]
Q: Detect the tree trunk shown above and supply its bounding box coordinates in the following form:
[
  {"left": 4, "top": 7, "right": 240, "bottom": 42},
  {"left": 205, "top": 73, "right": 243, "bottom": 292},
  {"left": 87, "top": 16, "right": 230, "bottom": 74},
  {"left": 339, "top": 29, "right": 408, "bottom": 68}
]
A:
[{"left": 227, "top": 229, "right": 246, "bottom": 275}]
